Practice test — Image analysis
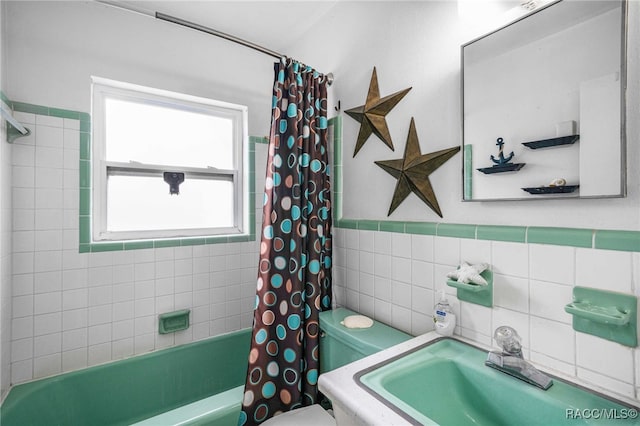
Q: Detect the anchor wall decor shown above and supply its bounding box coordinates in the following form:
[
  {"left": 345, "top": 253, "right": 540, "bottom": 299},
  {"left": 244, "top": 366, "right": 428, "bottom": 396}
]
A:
[{"left": 477, "top": 137, "right": 526, "bottom": 174}]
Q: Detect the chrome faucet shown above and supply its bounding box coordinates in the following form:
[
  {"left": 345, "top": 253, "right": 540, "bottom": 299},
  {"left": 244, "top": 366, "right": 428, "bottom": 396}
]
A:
[{"left": 485, "top": 326, "right": 553, "bottom": 390}]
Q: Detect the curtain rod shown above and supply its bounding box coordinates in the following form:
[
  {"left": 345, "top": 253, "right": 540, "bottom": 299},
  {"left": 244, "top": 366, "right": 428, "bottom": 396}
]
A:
[
  {"left": 157, "top": 12, "right": 333, "bottom": 85},
  {"left": 156, "top": 12, "right": 284, "bottom": 59},
  {"left": 95, "top": 1, "right": 333, "bottom": 85}
]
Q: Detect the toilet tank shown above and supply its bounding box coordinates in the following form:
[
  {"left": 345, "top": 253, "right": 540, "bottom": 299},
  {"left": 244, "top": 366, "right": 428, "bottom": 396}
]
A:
[{"left": 318, "top": 307, "right": 411, "bottom": 373}]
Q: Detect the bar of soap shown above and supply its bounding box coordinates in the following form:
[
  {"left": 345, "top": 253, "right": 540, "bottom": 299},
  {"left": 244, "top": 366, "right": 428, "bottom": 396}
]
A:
[{"left": 340, "top": 315, "right": 374, "bottom": 329}]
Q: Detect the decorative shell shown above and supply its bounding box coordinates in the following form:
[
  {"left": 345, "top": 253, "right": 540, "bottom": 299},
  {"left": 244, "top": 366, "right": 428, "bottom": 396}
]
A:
[{"left": 549, "top": 178, "right": 567, "bottom": 187}]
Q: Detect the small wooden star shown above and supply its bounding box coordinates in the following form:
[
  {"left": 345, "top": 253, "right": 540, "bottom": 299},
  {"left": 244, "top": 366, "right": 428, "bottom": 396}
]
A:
[
  {"left": 345, "top": 67, "right": 411, "bottom": 157},
  {"left": 375, "top": 118, "right": 460, "bottom": 217}
]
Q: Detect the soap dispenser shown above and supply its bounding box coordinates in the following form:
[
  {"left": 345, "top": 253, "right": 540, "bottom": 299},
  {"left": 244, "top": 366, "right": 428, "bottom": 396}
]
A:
[{"left": 433, "top": 291, "right": 456, "bottom": 336}]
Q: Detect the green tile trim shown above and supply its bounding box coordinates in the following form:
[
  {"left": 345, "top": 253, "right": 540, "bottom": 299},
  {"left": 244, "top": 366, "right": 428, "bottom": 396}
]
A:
[
  {"left": 405, "top": 222, "right": 437, "bottom": 236},
  {"left": 79, "top": 160, "right": 91, "bottom": 189},
  {"left": 437, "top": 223, "right": 476, "bottom": 239},
  {"left": 527, "top": 227, "right": 593, "bottom": 248},
  {"left": 477, "top": 225, "right": 526, "bottom": 243},
  {"left": 154, "top": 240, "right": 182, "bottom": 249},
  {"left": 49, "top": 108, "right": 81, "bottom": 120},
  {"left": 594, "top": 230, "right": 640, "bottom": 252},
  {"left": 463, "top": 144, "right": 472, "bottom": 200},
  {"left": 91, "top": 242, "right": 124, "bottom": 252},
  {"left": 206, "top": 236, "right": 229, "bottom": 244},
  {"left": 228, "top": 235, "right": 250, "bottom": 243},
  {"left": 124, "top": 241, "right": 154, "bottom": 250},
  {"left": 80, "top": 133, "right": 91, "bottom": 160},
  {"left": 180, "top": 238, "right": 206, "bottom": 246},
  {"left": 79, "top": 189, "right": 90, "bottom": 215},
  {"left": 337, "top": 219, "right": 358, "bottom": 230},
  {"left": 11, "top": 101, "right": 49, "bottom": 116},
  {"left": 379, "top": 221, "right": 405, "bottom": 233},
  {"left": 332, "top": 165, "right": 342, "bottom": 196},
  {"left": 79, "top": 244, "right": 91, "bottom": 253},
  {"left": 79, "top": 216, "right": 91, "bottom": 244},
  {"left": 357, "top": 220, "right": 379, "bottom": 231}
]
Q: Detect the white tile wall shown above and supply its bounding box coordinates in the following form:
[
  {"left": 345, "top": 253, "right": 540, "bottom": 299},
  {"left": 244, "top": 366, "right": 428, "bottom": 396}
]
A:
[
  {"left": 1, "top": 109, "right": 13, "bottom": 400},
  {"left": 7, "top": 113, "right": 266, "bottom": 385},
  {"left": 333, "top": 228, "right": 640, "bottom": 403}
]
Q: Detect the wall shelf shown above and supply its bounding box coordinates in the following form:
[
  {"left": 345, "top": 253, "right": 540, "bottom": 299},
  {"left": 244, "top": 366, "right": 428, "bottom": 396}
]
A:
[
  {"left": 477, "top": 163, "right": 525, "bottom": 174},
  {"left": 447, "top": 269, "right": 493, "bottom": 307},
  {"left": 1, "top": 98, "right": 31, "bottom": 143},
  {"left": 564, "top": 287, "right": 637, "bottom": 347},
  {"left": 522, "top": 135, "right": 579, "bottom": 149},
  {"left": 522, "top": 185, "right": 579, "bottom": 195}
]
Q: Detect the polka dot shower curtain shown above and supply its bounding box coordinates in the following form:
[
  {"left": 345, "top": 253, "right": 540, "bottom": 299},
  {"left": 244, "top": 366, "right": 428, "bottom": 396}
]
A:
[{"left": 239, "top": 58, "right": 332, "bottom": 425}]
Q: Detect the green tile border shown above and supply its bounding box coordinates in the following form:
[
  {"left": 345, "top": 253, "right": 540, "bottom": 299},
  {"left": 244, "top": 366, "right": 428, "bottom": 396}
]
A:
[
  {"left": 527, "top": 227, "right": 593, "bottom": 248},
  {"left": 10, "top": 99, "right": 260, "bottom": 253},
  {"left": 477, "top": 225, "right": 526, "bottom": 243},
  {"left": 357, "top": 220, "right": 379, "bottom": 231},
  {"left": 463, "top": 144, "right": 472, "bottom": 200},
  {"left": 379, "top": 221, "right": 405, "bottom": 233},
  {"left": 328, "top": 115, "right": 640, "bottom": 252},
  {"left": 405, "top": 222, "right": 437, "bottom": 236},
  {"left": 437, "top": 223, "right": 476, "bottom": 239},
  {"left": 594, "top": 230, "right": 640, "bottom": 252}
]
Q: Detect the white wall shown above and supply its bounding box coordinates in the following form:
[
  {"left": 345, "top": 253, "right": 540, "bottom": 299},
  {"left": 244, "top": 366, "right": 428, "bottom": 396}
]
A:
[
  {"left": 0, "top": 0, "right": 14, "bottom": 401},
  {"left": 4, "top": 1, "right": 275, "bottom": 138},
  {"left": 288, "top": 0, "right": 640, "bottom": 230}
]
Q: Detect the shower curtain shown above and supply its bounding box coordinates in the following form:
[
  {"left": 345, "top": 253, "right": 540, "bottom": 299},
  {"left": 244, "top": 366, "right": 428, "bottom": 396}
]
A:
[{"left": 239, "top": 58, "right": 332, "bottom": 426}]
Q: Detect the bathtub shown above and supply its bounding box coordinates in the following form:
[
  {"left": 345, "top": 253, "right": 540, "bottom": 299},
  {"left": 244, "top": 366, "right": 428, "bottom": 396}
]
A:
[{"left": 0, "top": 328, "right": 251, "bottom": 426}]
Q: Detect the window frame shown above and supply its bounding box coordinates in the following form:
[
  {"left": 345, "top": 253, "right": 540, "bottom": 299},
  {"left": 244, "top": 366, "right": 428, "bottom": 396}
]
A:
[{"left": 91, "top": 77, "right": 249, "bottom": 242}]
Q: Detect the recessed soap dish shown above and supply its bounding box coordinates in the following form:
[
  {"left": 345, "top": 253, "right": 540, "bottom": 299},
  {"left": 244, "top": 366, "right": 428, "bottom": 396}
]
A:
[{"left": 158, "top": 309, "right": 191, "bottom": 334}]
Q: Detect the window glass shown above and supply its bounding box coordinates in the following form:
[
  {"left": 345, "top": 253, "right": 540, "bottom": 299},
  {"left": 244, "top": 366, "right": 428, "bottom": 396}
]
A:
[
  {"left": 106, "top": 175, "right": 234, "bottom": 232},
  {"left": 104, "top": 97, "right": 234, "bottom": 169}
]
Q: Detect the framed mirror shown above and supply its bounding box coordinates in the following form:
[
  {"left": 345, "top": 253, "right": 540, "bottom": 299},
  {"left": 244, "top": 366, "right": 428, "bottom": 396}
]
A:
[{"left": 461, "top": 0, "right": 627, "bottom": 201}]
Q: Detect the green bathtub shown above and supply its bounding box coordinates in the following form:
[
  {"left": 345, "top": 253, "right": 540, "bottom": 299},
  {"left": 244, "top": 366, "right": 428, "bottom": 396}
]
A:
[{"left": 1, "top": 328, "right": 251, "bottom": 426}]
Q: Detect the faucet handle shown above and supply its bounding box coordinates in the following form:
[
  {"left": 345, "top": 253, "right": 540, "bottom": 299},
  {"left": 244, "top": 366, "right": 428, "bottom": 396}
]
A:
[{"left": 494, "top": 326, "right": 522, "bottom": 357}]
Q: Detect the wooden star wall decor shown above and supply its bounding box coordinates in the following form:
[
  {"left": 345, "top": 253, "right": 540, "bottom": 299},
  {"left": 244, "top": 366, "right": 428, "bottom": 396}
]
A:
[
  {"left": 345, "top": 67, "right": 411, "bottom": 157},
  {"left": 375, "top": 118, "right": 460, "bottom": 218}
]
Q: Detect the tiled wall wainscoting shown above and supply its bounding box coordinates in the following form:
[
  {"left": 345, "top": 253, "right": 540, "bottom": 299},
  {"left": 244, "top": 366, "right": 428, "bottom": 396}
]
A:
[
  {"left": 1, "top": 114, "right": 13, "bottom": 399},
  {"left": 9, "top": 110, "right": 267, "bottom": 384},
  {"left": 332, "top": 227, "right": 640, "bottom": 402}
]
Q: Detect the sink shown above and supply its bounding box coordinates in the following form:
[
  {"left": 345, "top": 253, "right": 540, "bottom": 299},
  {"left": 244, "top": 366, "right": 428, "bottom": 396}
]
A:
[{"left": 356, "top": 338, "right": 639, "bottom": 425}]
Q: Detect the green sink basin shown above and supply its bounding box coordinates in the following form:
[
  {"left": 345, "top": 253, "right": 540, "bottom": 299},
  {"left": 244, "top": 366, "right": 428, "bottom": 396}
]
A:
[{"left": 356, "top": 338, "right": 639, "bottom": 425}]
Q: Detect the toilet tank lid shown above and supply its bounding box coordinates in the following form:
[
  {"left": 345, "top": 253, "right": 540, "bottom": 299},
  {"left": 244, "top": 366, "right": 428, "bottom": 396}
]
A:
[{"left": 319, "top": 308, "right": 411, "bottom": 354}]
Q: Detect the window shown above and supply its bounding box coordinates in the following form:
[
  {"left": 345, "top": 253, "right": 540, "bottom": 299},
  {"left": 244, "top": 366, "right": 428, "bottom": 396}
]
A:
[{"left": 91, "top": 77, "right": 248, "bottom": 241}]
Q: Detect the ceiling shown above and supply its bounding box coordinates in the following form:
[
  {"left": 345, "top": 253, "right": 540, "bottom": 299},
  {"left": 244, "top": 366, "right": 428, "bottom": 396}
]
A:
[{"left": 111, "top": 1, "right": 341, "bottom": 54}]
